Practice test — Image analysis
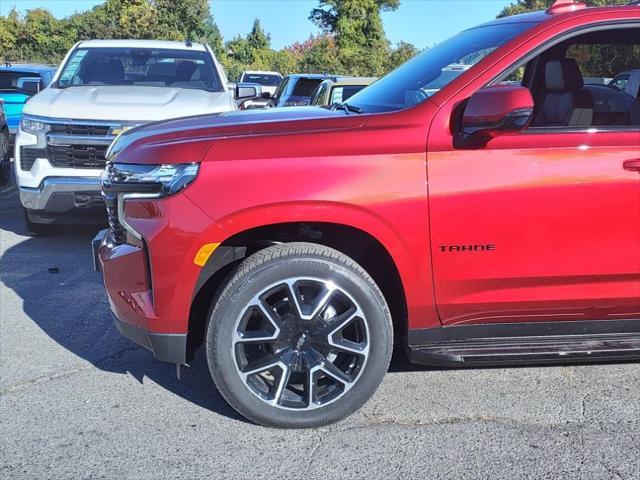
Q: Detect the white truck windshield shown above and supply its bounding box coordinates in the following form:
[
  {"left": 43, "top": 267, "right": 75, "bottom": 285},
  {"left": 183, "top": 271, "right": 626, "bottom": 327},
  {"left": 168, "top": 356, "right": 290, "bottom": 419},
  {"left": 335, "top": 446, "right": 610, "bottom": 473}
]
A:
[{"left": 57, "top": 47, "right": 222, "bottom": 92}]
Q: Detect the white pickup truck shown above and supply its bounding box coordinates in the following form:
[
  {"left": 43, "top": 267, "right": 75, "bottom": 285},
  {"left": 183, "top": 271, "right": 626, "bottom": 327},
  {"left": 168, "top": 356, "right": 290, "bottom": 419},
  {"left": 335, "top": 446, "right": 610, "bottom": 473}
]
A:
[{"left": 15, "top": 39, "right": 240, "bottom": 234}]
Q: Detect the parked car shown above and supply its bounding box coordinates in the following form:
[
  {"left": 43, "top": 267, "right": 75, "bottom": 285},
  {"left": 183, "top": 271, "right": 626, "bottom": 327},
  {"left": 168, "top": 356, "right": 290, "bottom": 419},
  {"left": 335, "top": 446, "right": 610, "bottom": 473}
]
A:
[
  {"left": 309, "top": 77, "right": 377, "bottom": 107},
  {"left": 94, "top": 0, "right": 640, "bottom": 429},
  {"left": 14, "top": 39, "right": 247, "bottom": 235},
  {"left": 270, "top": 74, "right": 334, "bottom": 107},
  {"left": 0, "top": 63, "right": 57, "bottom": 137},
  {"left": 0, "top": 99, "right": 10, "bottom": 184},
  {"left": 609, "top": 69, "right": 640, "bottom": 98},
  {"left": 240, "top": 70, "right": 282, "bottom": 97},
  {"left": 235, "top": 72, "right": 281, "bottom": 109}
]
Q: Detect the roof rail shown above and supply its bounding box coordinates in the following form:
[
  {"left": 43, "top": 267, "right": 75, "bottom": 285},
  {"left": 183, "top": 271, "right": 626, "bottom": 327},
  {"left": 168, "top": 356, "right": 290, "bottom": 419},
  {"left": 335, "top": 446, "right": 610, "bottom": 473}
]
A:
[{"left": 546, "top": 0, "right": 587, "bottom": 14}]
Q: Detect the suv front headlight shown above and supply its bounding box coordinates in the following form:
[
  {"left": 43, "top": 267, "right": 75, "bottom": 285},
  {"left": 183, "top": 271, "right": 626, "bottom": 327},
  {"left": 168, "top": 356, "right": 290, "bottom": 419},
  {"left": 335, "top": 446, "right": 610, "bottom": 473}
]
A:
[{"left": 102, "top": 162, "right": 200, "bottom": 197}]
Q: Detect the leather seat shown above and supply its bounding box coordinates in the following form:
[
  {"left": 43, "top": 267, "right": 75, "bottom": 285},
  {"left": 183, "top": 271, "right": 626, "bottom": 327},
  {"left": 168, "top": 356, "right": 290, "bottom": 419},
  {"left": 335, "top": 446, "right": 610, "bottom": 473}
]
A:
[{"left": 534, "top": 59, "right": 593, "bottom": 127}]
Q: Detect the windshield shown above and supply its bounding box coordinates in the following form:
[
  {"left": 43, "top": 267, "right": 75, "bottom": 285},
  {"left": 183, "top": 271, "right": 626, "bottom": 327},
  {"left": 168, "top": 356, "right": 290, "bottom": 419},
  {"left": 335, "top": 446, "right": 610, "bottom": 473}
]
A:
[
  {"left": 242, "top": 73, "right": 282, "bottom": 86},
  {"left": 348, "top": 22, "right": 540, "bottom": 113},
  {"left": 56, "top": 48, "right": 222, "bottom": 92}
]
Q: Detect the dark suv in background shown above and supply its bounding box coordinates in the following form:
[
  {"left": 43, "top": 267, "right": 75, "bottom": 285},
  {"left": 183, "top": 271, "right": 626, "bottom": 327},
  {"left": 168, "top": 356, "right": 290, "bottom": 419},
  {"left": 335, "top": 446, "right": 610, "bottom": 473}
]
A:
[{"left": 270, "top": 74, "right": 334, "bottom": 107}]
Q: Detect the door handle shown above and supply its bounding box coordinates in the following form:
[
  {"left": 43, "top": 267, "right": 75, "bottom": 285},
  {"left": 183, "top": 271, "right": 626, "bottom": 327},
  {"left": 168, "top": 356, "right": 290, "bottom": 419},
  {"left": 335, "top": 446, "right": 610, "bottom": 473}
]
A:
[{"left": 623, "top": 159, "right": 640, "bottom": 172}]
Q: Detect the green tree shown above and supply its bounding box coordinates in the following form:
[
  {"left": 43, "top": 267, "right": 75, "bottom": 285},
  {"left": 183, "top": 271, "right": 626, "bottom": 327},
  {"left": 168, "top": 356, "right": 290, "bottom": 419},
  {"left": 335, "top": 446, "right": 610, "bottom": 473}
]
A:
[
  {"left": 102, "top": 0, "right": 159, "bottom": 39},
  {"left": 246, "top": 18, "right": 271, "bottom": 51},
  {"left": 498, "top": 0, "right": 628, "bottom": 17},
  {"left": 0, "top": 0, "right": 228, "bottom": 64},
  {"left": 309, "top": 0, "right": 400, "bottom": 76},
  {"left": 387, "top": 41, "right": 419, "bottom": 71},
  {"left": 11, "top": 8, "right": 72, "bottom": 63},
  {"left": 0, "top": 9, "right": 21, "bottom": 61},
  {"left": 293, "top": 35, "right": 341, "bottom": 74}
]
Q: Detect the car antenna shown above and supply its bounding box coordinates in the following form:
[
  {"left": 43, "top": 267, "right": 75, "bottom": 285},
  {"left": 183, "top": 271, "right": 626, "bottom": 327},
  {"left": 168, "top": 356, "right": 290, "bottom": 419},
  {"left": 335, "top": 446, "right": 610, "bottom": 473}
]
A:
[
  {"left": 4, "top": 61, "right": 11, "bottom": 68},
  {"left": 185, "top": 39, "right": 193, "bottom": 47}
]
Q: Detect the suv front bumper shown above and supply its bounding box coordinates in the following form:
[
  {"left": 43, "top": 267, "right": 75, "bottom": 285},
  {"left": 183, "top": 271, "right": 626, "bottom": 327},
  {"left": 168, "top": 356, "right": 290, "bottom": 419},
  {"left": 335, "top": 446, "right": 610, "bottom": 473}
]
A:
[
  {"left": 20, "top": 176, "right": 104, "bottom": 221},
  {"left": 93, "top": 229, "right": 188, "bottom": 364}
]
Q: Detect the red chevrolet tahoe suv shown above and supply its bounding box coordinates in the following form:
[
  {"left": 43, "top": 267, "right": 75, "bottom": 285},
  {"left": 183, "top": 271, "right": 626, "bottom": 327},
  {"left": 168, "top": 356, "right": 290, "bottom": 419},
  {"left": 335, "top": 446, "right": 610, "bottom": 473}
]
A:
[{"left": 95, "top": 1, "right": 640, "bottom": 428}]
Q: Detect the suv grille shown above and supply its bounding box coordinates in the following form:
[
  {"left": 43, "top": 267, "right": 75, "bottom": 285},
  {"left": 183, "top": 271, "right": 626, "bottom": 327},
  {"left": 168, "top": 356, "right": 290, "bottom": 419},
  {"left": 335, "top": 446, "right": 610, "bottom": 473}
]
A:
[
  {"left": 49, "top": 144, "right": 109, "bottom": 169},
  {"left": 50, "top": 124, "right": 112, "bottom": 136}
]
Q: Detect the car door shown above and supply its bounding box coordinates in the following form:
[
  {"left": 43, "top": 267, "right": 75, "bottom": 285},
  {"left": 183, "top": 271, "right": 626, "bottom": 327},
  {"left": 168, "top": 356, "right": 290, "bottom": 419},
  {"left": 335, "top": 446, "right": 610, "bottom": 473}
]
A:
[
  {"left": 428, "top": 127, "right": 640, "bottom": 326},
  {"left": 427, "top": 30, "right": 640, "bottom": 327}
]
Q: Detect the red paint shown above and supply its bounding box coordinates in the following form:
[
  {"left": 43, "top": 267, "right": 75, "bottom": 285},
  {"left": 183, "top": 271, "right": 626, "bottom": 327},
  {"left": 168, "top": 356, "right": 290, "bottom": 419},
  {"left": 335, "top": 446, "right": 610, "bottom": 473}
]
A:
[
  {"left": 99, "top": 6, "right": 640, "bottom": 338},
  {"left": 462, "top": 85, "right": 534, "bottom": 128}
]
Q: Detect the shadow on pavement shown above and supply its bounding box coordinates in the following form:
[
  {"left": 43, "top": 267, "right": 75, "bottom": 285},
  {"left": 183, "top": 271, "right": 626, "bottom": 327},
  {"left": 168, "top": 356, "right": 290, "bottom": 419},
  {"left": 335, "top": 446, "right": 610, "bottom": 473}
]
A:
[{"left": 0, "top": 185, "right": 245, "bottom": 423}]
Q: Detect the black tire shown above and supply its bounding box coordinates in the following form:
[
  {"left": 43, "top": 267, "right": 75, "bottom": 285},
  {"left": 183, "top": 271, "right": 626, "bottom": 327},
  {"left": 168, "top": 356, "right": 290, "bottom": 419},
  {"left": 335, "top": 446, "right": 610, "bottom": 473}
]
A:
[
  {"left": 0, "top": 128, "right": 10, "bottom": 185},
  {"left": 206, "top": 242, "right": 393, "bottom": 428},
  {"left": 22, "top": 207, "right": 58, "bottom": 236}
]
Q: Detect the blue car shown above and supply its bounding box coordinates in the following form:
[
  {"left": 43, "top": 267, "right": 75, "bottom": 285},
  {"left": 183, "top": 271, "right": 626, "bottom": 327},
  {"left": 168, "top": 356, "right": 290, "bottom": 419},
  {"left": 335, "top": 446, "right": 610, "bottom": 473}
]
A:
[{"left": 0, "top": 63, "right": 57, "bottom": 136}]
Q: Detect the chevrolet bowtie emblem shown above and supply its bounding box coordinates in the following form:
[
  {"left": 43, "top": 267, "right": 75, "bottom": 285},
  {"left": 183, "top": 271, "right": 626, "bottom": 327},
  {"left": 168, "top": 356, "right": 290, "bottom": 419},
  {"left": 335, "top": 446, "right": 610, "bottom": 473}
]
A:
[{"left": 110, "top": 126, "right": 132, "bottom": 136}]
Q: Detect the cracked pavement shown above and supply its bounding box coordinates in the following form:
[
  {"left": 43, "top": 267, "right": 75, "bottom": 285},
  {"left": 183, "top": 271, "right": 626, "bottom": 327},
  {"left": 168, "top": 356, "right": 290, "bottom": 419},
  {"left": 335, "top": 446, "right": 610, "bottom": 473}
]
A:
[{"left": 1, "top": 184, "right": 639, "bottom": 479}]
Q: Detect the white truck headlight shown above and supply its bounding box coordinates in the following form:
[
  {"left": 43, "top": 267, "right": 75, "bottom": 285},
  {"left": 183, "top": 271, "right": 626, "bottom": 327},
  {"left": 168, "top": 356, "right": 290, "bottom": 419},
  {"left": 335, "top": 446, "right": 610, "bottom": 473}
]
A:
[{"left": 20, "top": 117, "right": 48, "bottom": 133}]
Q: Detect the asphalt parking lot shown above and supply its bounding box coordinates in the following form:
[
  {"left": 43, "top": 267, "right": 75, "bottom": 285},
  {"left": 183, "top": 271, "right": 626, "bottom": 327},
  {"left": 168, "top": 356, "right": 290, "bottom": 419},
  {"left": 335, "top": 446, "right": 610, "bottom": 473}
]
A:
[{"left": 1, "top": 183, "right": 639, "bottom": 480}]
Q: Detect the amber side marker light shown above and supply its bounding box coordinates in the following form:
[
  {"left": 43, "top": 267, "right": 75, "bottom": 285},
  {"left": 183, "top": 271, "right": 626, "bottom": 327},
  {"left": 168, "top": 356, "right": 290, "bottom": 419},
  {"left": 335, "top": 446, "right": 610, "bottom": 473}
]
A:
[{"left": 194, "top": 243, "right": 220, "bottom": 266}]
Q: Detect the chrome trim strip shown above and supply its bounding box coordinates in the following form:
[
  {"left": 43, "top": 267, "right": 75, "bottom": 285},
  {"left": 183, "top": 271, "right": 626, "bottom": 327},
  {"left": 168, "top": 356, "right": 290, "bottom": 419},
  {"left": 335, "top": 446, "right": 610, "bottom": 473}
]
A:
[
  {"left": 47, "top": 134, "right": 115, "bottom": 146},
  {"left": 19, "top": 177, "right": 101, "bottom": 210},
  {"left": 117, "top": 192, "right": 161, "bottom": 240},
  {"left": 21, "top": 114, "right": 145, "bottom": 127}
]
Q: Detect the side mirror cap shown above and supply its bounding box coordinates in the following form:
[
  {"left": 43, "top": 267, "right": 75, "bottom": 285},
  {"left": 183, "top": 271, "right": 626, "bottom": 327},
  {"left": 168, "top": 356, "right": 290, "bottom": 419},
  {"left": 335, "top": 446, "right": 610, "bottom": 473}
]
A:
[
  {"left": 235, "top": 82, "right": 262, "bottom": 101},
  {"left": 17, "top": 77, "right": 42, "bottom": 96},
  {"left": 458, "top": 85, "right": 534, "bottom": 148}
]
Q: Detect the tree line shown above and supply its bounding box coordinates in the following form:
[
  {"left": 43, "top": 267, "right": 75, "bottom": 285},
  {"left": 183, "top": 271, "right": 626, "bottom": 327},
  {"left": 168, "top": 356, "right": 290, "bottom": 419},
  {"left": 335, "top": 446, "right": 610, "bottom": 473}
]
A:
[
  {"left": 0, "top": 0, "right": 635, "bottom": 81},
  {"left": 0, "top": 0, "right": 418, "bottom": 80}
]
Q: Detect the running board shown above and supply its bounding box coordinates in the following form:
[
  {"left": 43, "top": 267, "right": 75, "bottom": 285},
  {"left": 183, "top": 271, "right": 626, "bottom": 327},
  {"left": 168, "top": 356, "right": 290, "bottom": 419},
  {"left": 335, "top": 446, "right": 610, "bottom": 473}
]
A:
[{"left": 407, "top": 320, "right": 640, "bottom": 367}]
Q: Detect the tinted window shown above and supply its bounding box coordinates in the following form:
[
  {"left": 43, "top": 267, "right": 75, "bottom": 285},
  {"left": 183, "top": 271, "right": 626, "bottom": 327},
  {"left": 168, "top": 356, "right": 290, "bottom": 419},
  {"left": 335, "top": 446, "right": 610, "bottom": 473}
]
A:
[
  {"left": 330, "top": 85, "right": 367, "bottom": 104},
  {"left": 0, "top": 71, "right": 42, "bottom": 91},
  {"left": 291, "top": 79, "right": 323, "bottom": 97},
  {"left": 242, "top": 74, "right": 281, "bottom": 86},
  {"left": 348, "top": 22, "right": 539, "bottom": 113},
  {"left": 57, "top": 48, "right": 222, "bottom": 91}
]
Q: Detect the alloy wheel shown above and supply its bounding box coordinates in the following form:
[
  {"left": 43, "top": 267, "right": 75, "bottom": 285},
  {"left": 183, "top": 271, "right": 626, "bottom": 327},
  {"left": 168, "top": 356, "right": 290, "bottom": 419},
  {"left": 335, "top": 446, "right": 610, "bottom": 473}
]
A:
[{"left": 231, "top": 277, "right": 370, "bottom": 410}]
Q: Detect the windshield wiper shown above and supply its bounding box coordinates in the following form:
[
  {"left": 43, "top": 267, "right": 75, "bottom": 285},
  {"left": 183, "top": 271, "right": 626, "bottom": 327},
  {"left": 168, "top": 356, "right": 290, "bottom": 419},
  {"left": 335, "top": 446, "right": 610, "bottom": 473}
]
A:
[{"left": 332, "top": 102, "right": 362, "bottom": 115}]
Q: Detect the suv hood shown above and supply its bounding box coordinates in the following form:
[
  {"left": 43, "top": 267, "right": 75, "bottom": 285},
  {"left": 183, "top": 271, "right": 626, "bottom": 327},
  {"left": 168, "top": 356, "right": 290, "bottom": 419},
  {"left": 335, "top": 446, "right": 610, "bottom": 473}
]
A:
[
  {"left": 22, "top": 86, "right": 235, "bottom": 121},
  {"left": 110, "top": 107, "right": 369, "bottom": 164}
]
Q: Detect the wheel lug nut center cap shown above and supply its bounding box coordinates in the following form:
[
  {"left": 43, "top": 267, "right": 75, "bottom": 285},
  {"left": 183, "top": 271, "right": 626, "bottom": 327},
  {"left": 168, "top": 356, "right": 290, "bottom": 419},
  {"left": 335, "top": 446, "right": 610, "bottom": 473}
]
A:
[{"left": 294, "top": 333, "right": 308, "bottom": 351}]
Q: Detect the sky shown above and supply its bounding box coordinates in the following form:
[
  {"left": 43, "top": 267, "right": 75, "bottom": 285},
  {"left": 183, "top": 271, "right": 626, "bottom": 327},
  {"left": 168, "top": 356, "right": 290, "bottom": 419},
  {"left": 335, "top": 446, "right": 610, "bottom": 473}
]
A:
[{"left": 0, "top": 0, "right": 515, "bottom": 49}]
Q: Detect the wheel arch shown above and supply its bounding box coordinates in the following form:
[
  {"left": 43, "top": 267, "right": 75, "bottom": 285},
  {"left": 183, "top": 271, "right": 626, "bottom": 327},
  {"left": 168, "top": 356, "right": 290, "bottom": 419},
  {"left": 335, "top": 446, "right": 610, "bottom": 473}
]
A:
[{"left": 187, "top": 221, "right": 409, "bottom": 359}]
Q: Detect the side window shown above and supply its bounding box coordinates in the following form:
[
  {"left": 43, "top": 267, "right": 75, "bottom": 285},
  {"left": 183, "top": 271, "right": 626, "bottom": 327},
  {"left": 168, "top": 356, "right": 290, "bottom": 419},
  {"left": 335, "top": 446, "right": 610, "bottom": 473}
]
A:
[
  {"left": 499, "top": 66, "right": 526, "bottom": 86},
  {"left": 566, "top": 43, "right": 634, "bottom": 87},
  {"left": 500, "top": 26, "right": 640, "bottom": 129},
  {"left": 329, "top": 86, "right": 344, "bottom": 104}
]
